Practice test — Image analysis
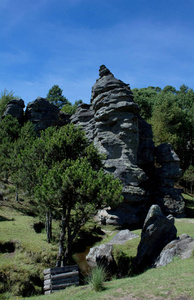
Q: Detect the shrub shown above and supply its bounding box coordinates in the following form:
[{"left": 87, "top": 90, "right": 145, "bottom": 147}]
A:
[{"left": 86, "top": 265, "right": 107, "bottom": 291}]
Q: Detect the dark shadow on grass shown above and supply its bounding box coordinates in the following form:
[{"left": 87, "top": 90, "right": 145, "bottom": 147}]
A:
[
  {"left": 11, "top": 203, "right": 36, "bottom": 217},
  {"left": 0, "top": 215, "right": 13, "bottom": 222}
]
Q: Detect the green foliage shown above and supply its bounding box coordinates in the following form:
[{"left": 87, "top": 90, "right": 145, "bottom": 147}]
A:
[
  {"left": 183, "top": 165, "right": 194, "bottom": 194},
  {"left": 149, "top": 88, "right": 193, "bottom": 169},
  {"left": 183, "top": 193, "right": 194, "bottom": 218},
  {"left": 86, "top": 265, "right": 107, "bottom": 291},
  {"left": 61, "top": 99, "right": 83, "bottom": 115},
  {"left": 46, "top": 85, "right": 69, "bottom": 109},
  {"left": 14, "top": 124, "right": 123, "bottom": 264},
  {"left": 0, "top": 89, "right": 19, "bottom": 117},
  {"left": 132, "top": 87, "right": 157, "bottom": 120},
  {"left": 183, "top": 165, "right": 194, "bottom": 184},
  {"left": 151, "top": 93, "right": 186, "bottom": 146},
  {"left": 0, "top": 115, "right": 21, "bottom": 181},
  {"left": 114, "top": 250, "right": 134, "bottom": 278},
  {"left": 132, "top": 84, "right": 194, "bottom": 171}
]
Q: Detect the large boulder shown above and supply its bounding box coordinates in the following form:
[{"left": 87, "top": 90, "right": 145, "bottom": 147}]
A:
[
  {"left": 25, "top": 97, "right": 69, "bottom": 132},
  {"left": 3, "top": 99, "right": 25, "bottom": 123},
  {"left": 154, "top": 234, "right": 194, "bottom": 267},
  {"left": 86, "top": 244, "right": 117, "bottom": 274},
  {"left": 133, "top": 204, "right": 177, "bottom": 272}
]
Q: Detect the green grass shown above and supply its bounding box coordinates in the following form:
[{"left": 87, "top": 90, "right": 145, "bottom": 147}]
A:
[
  {"left": 27, "top": 254, "right": 194, "bottom": 300},
  {"left": 0, "top": 184, "right": 194, "bottom": 299},
  {"left": 0, "top": 185, "right": 58, "bottom": 297},
  {"left": 183, "top": 192, "right": 194, "bottom": 218}
]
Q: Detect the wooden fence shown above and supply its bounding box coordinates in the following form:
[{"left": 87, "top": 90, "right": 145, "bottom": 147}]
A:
[{"left": 43, "top": 265, "right": 79, "bottom": 294}]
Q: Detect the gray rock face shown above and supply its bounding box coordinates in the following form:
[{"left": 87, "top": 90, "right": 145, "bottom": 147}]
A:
[
  {"left": 3, "top": 99, "right": 25, "bottom": 123},
  {"left": 153, "top": 143, "right": 185, "bottom": 216},
  {"left": 133, "top": 204, "right": 177, "bottom": 272},
  {"left": 25, "top": 97, "right": 68, "bottom": 132},
  {"left": 71, "top": 65, "right": 185, "bottom": 226},
  {"left": 2, "top": 65, "right": 185, "bottom": 227},
  {"left": 86, "top": 244, "right": 117, "bottom": 273},
  {"left": 154, "top": 234, "right": 194, "bottom": 267},
  {"left": 137, "top": 116, "right": 155, "bottom": 167},
  {"left": 72, "top": 65, "right": 151, "bottom": 227},
  {"left": 107, "top": 229, "right": 139, "bottom": 245},
  {"left": 70, "top": 103, "right": 95, "bottom": 141}
]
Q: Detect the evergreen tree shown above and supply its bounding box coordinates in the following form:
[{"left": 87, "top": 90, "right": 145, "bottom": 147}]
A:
[
  {"left": 14, "top": 124, "right": 123, "bottom": 260},
  {"left": 0, "top": 115, "right": 21, "bottom": 182},
  {"left": 0, "top": 89, "right": 19, "bottom": 117},
  {"left": 46, "top": 85, "right": 69, "bottom": 109}
]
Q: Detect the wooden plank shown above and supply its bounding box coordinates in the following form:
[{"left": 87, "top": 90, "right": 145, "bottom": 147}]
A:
[
  {"left": 44, "top": 273, "right": 51, "bottom": 280},
  {"left": 43, "top": 268, "right": 51, "bottom": 275},
  {"left": 53, "top": 265, "right": 78, "bottom": 275},
  {"left": 47, "top": 265, "right": 78, "bottom": 275},
  {"left": 52, "top": 276, "right": 79, "bottom": 286},
  {"left": 44, "top": 277, "right": 79, "bottom": 291},
  {"left": 44, "top": 284, "right": 52, "bottom": 291},
  {"left": 51, "top": 271, "right": 78, "bottom": 281},
  {"left": 44, "top": 279, "right": 51, "bottom": 286},
  {"left": 44, "top": 275, "right": 79, "bottom": 286}
]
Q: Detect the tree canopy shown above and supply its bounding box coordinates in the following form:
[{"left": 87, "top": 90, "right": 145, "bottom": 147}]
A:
[
  {"left": 13, "top": 124, "right": 123, "bottom": 265},
  {"left": 132, "top": 84, "right": 194, "bottom": 171},
  {"left": 0, "top": 89, "right": 19, "bottom": 117},
  {"left": 46, "top": 85, "right": 69, "bottom": 109}
]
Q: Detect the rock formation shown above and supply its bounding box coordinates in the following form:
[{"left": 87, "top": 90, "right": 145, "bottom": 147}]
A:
[
  {"left": 25, "top": 97, "right": 69, "bottom": 132},
  {"left": 133, "top": 204, "right": 177, "bottom": 272},
  {"left": 106, "top": 229, "right": 139, "bottom": 245},
  {"left": 154, "top": 233, "right": 194, "bottom": 267},
  {"left": 3, "top": 99, "right": 25, "bottom": 123},
  {"left": 3, "top": 97, "right": 70, "bottom": 132},
  {"left": 152, "top": 143, "right": 185, "bottom": 216},
  {"left": 71, "top": 65, "right": 185, "bottom": 227},
  {"left": 86, "top": 244, "right": 117, "bottom": 274},
  {"left": 2, "top": 65, "right": 185, "bottom": 227}
]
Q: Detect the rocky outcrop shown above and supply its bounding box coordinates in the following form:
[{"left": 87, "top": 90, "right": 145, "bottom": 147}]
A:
[
  {"left": 154, "top": 233, "right": 194, "bottom": 267},
  {"left": 86, "top": 244, "right": 117, "bottom": 274},
  {"left": 71, "top": 103, "right": 95, "bottom": 141},
  {"left": 72, "top": 65, "right": 151, "bottom": 227},
  {"left": 3, "top": 99, "right": 25, "bottom": 123},
  {"left": 25, "top": 97, "right": 69, "bottom": 132},
  {"left": 133, "top": 205, "right": 177, "bottom": 272},
  {"left": 71, "top": 65, "right": 185, "bottom": 226},
  {"left": 2, "top": 66, "right": 185, "bottom": 227},
  {"left": 106, "top": 229, "right": 139, "bottom": 245},
  {"left": 153, "top": 143, "right": 185, "bottom": 217}
]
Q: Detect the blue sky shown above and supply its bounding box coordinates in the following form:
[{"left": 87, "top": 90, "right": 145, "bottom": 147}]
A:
[{"left": 1, "top": 0, "right": 194, "bottom": 106}]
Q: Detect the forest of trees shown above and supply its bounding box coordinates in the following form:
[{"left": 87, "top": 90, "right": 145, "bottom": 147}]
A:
[
  {"left": 132, "top": 84, "right": 194, "bottom": 192},
  {"left": 0, "top": 83, "right": 193, "bottom": 263},
  {"left": 0, "top": 109, "right": 123, "bottom": 265}
]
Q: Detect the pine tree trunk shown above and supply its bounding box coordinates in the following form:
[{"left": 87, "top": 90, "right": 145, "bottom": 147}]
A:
[
  {"left": 46, "top": 210, "right": 52, "bottom": 243},
  {"left": 15, "top": 186, "right": 19, "bottom": 202},
  {"left": 56, "top": 211, "right": 66, "bottom": 267}
]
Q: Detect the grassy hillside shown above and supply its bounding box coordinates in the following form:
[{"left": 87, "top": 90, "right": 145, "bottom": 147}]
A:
[{"left": 0, "top": 183, "right": 194, "bottom": 299}]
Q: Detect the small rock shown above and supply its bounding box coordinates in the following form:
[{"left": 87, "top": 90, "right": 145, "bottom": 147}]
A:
[{"left": 107, "top": 229, "right": 139, "bottom": 245}]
